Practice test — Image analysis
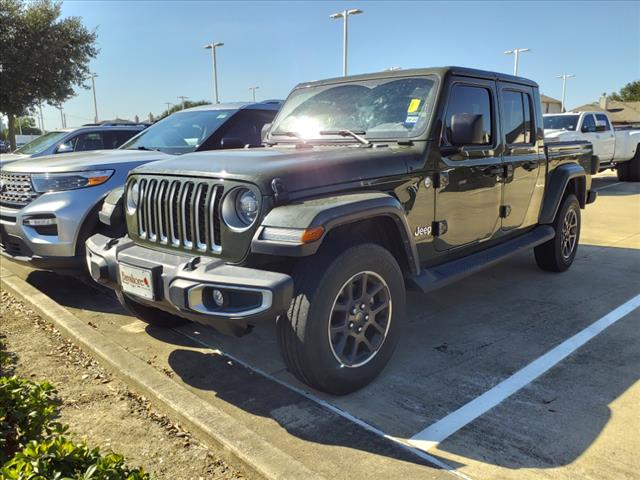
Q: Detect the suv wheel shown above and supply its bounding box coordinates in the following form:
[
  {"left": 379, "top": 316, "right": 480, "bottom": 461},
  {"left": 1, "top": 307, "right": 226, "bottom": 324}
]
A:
[
  {"left": 277, "top": 243, "right": 405, "bottom": 395},
  {"left": 116, "top": 290, "right": 189, "bottom": 328},
  {"left": 534, "top": 193, "right": 581, "bottom": 272}
]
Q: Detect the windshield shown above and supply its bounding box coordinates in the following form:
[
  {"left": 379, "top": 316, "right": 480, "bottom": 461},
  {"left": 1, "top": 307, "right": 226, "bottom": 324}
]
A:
[
  {"left": 271, "top": 76, "right": 437, "bottom": 141},
  {"left": 121, "top": 109, "right": 236, "bottom": 154},
  {"left": 543, "top": 115, "right": 579, "bottom": 131},
  {"left": 14, "top": 131, "right": 68, "bottom": 155}
]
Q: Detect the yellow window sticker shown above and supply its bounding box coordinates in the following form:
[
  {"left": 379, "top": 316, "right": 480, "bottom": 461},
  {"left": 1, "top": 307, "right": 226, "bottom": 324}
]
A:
[{"left": 408, "top": 99, "right": 421, "bottom": 113}]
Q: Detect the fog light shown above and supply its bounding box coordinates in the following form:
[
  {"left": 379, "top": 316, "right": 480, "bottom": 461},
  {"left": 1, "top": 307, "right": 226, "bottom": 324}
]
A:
[
  {"left": 212, "top": 289, "right": 225, "bottom": 307},
  {"left": 23, "top": 216, "right": 57, "bottom": 226}
]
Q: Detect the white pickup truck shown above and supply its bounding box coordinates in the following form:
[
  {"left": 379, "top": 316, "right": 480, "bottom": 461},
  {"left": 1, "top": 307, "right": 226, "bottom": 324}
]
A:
[{"left": 544, "top": 111, "right": 640, "bottom": 181}]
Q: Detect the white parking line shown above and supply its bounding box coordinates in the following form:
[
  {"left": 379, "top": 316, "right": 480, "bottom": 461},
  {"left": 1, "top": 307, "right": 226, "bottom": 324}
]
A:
[
  {"left": 178, "top": 328, "right": 473, "bottom": 480},
  {"left": 595, "top": 181, "right": 622, "bottom": 191},
  {"left": 408, "top": 294, "right": 640, "bottom": 452}
]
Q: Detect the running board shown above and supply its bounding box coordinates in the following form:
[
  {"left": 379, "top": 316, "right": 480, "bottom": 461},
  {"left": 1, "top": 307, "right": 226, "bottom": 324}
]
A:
[{"left": 407, "top": 225, "right": 555, "bottom": 293}]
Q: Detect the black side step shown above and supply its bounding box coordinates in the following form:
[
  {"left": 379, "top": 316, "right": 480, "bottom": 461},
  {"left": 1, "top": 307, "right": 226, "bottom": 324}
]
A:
[{"left": 407, "top": 225, "right": 555, "bottom": 293}]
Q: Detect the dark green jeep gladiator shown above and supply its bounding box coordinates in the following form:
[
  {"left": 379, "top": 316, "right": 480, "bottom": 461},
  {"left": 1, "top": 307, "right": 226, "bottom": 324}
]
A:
[{"left": 87, "top": 67, "right": 596, "bottom": 394}]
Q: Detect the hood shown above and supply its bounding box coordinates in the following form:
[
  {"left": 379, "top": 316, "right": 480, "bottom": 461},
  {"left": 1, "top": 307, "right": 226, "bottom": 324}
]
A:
[
  {"left": 132, "top": 145, "right": 419, "bottom": 194},
  {"left": 1, "top": 149, "right": 170, "bottom": 173},
  {"left": 0, "top": 153, "right": 30, "bottom": 167}
]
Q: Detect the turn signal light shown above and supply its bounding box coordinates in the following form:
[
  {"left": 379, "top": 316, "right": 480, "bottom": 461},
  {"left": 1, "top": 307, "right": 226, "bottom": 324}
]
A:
[{"left": 300, "top": 226, "right": 325, "bottom": 243}]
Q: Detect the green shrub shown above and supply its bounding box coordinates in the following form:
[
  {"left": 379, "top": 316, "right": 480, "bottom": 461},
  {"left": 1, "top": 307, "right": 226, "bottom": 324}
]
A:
[
  {"left": 1, "top": 435, "right": 149, "bottom": 479},
  {"left": 0, "top": 376, "right": 61, "bottom": 464}
]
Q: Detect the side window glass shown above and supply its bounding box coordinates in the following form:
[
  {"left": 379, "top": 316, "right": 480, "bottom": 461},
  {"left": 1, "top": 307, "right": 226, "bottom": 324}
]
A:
[
  {"left": 595, "top": 114, "right": 611, "bottom": 131},
  {"left": 503, "top": 91, "right": 525, "bottom": 144},
  {"left": 445, "top": 85, "right": 493, "bottom": 146},
  {"left": 103, "top": 131, "right": 139, "bottom": 149},
  {"left": 221, "top": 111, "right": 275, "bottom": 146},
  {"left": 57, "top": 138, "right": 76, "bottom": 153},
  {"left": 502, "top": 90, "right": 534, "bottom": 145},
  {"left": 75, "top": 132, "right": 105, "bottom": 151},
  {"left": 581, "top": 115, "right": 596, "bottom": 133}
]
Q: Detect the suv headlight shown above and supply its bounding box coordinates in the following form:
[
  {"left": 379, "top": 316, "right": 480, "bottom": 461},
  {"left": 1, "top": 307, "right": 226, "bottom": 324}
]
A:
[
  {"left": 222, "top": 187, "right": 259, "bottom": 230},
  {"left": 31, "top": 170, "right": 114, "bottom": 193},
  {"left": 126, "top": 180, "right": 140, "bottom": 215}
]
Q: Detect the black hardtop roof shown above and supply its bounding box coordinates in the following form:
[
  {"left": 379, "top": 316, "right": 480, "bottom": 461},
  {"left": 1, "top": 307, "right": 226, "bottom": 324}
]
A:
[{"left": 295, "top": 66, "right": 538, "bottom": 89}]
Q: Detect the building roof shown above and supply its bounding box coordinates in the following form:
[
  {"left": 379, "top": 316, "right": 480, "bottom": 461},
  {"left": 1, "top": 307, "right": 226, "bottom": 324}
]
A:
[
  {"left": 572, "top": 100, "right": 640, "bottom": 124},
  {"left": 540, "top": 94, "right": 561, "bottom": 104}
]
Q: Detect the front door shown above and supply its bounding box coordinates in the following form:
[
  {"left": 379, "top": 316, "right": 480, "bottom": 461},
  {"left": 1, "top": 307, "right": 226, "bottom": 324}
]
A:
[
  {"left": 580, "top": 114, "right": 613, "bottom": 163},
  {"left": 594, "top": 113, "right": 616, "bottom": 162},
  {"left": 435, "top": 79, "right": 503, "bottom": 251},
  {"left": 499, "top": 84, "right": 544, "bottom": 231}
]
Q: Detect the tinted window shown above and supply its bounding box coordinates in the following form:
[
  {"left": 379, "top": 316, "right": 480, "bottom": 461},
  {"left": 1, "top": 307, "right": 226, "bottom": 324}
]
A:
[
  {"left": 581, "top": 114, "right": 596, "bottom": 133},
  {"left": 216, "top": 110, "right": 276, "bottom": 147},
  {"left": 445, "top": 85, "right": 493, "bottom": 145},
  {"left": 103, "top": 130, "right": 139, "bottom": 149},
  {"left": 502, "top": 90, "right": 533, "bottom": 144},
  {"left": 595, "top": 114, "right": 611, "bottom": 131},
  {"left": 73, "top": 132, "right": 105, "bottom": 151}
]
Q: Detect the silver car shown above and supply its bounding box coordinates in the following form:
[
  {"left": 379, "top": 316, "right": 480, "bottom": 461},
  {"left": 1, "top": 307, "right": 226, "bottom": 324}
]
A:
[
  {"left": 0, "top": 101, "right": 281, "bottom": 270},
  {"left": 0, "top": 124, "right": 147, "bottom": 167}
]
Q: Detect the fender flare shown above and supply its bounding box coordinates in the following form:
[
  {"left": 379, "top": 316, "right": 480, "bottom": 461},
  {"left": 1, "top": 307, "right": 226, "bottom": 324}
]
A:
[
  {"left": 539, "top": 163, "right": 586, "bottom": 224},
  {"left": 251, "top": 191, "right": 420, "bottom": 275}
]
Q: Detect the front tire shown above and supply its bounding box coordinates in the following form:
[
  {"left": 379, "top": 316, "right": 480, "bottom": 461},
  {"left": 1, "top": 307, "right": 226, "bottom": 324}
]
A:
[
  {"left": 534, "top": 193, "right": 581, "bottom": 272},
  {"left": 277, "top": 243, "right": 406, "bottom": 395},
  {"left": 116, "top": 290, "right": 189, "bottom": 328}
]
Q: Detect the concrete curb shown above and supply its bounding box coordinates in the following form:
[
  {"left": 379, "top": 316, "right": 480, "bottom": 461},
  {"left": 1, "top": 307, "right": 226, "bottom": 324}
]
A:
[{"left": 1, "top": 267, "right": 323, "bottom": 480}]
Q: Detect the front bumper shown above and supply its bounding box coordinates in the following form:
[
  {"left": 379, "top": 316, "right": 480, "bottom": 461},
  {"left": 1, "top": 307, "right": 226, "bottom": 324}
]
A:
[{"left": 86, "top": 233, "right": 294, "bottom": 336}]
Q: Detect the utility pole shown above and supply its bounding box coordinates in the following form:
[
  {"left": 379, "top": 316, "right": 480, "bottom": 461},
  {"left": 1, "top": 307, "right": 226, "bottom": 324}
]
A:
[
  {"left": 329, "top": 8, "right": 363, "bottom": 76},
  {"left": 503, "top": 48, "right": 530, "bottom": 76},
  {"left": 556, "top": 74, "right": 575, "bottom": 112},
  {"left": 249, "top": 86, "right": 259, "bottom": 102},
  {"left": 89, "top": 73, "right": 99, "bottom": 123},
  {"left": 164, "top": 102, "right": 174, "bottom": 115},
  {"left": 177, "top": 96, "right": 188, "bottom": 110},
  {"left": 38, "top": 103, "right": 45, "bottom": 133},
  {"left": 58, "top": 106, "right": 64, "bottom": 128},
  {"left": 203, "top": 42, "right": 224, "bottom": 103}
]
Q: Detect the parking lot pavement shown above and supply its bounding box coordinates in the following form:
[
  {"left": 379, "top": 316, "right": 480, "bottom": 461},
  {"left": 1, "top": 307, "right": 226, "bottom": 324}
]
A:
[{"left": 2, "top": 172, "right": 639, "bottom": 479}]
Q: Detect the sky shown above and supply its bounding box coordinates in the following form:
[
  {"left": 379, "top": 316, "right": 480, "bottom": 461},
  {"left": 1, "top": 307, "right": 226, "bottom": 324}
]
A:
[{"left": 34, "top": 0, "right": 640, "bottom": 130}]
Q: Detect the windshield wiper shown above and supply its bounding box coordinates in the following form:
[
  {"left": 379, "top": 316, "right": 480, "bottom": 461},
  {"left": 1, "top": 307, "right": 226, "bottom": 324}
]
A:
[
  {"left": 270, "top": 131, "right": 305, "bottom": 141},
  {"left": 320, "top": 130, "right": 371, "bottom": 146},
  {"left": 133, "top": 146, "right": 162, "bottom": 152}
]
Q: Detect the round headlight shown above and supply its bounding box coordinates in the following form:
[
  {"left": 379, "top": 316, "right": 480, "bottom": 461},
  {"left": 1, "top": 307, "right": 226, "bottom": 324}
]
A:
[
  {"left": 126, "top": 181, "right": 139, "bottom": 215},
  {"left": 236, "top": 189, "right": 258, "bottom": 225}
]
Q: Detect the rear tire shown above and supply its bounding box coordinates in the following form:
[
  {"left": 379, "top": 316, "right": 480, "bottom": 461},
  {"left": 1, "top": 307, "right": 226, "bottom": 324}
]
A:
[
  {"left": 534, "top": 194, "right": 581, "bottom": 272},
  {"left": 617, "top": 148, "right": 640, "bottom": 182},
  {"left": 116, "top": 290, "right": 189, "bottom": 328},
  {"left": 277, "top": 243, "right": 405, "bottom": 395}
]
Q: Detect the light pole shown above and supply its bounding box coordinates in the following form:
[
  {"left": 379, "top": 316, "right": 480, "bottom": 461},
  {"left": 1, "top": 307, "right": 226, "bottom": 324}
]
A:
[
  {"left": 204, "top": 42, "right": 224, "bottom": 103},
  {"left": 89, "top": 73, "right": 99, "bottom": 123},
  {"left": 57, "top": 105, "right": 65, "bottom": 128},
  {"left": 38, "top": 103, "right": 45, "bottom": 133},
  {"left": 249, "top": 86, "right": 259, "bottom": 102},
  {"left": 329, "top": 8, "right": 363, "bottom": 76},
  {"left": 177, "top": 96, "right": 188, "bottom": 110},
  {"left": 164, "top": 102, "right": 174, "bottom": 115},
  {"left": 556, "top": 74, "right": 575, "bottom": 112},
  {"left": 503, "top": 48, "right": 530, "bottom": 76}
]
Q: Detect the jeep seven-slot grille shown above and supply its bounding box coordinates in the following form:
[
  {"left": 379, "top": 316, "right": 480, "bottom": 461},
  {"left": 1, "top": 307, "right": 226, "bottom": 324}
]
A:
[
  {"left": 136, "top": 178, "right": 223, "bottom": 253},
  {"left": 0, "top": 172, "right": 40, "bottom": 208}
]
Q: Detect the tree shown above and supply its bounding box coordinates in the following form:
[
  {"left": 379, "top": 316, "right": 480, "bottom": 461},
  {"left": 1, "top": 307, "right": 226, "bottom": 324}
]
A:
[
  {"left": 0, "top": 0, "right": 98, "bottom": 149},
  {"left": 610, "top": 81, "right": 640, "bottom": 102},
  {"left": 15, "top": 116, "right": 42, "bottom": 135},
  {"left": 159, "top": 100, "right": 210, "bottom": 119}
]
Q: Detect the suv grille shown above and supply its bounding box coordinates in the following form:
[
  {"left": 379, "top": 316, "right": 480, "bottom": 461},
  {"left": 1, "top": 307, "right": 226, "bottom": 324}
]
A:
[
  {"left": 135, "top": 178, "right": 223, "bottom": 253},
  {"left": 0, "top": 172, "right": 40, "bottom": 209}
]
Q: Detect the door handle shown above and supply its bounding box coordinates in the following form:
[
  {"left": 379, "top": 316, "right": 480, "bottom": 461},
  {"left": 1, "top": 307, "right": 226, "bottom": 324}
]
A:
[{"left": 522, "top": 161, "right": 539, "bottom": 171}]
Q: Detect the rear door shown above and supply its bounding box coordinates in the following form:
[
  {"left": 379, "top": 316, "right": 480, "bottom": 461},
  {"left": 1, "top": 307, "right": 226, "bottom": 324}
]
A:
[
  {"left": 499, "top": 84, "right": 543, "bottom": 231},
  {"left": 435, "top": 79, "right": 503, "bottom": 251}
]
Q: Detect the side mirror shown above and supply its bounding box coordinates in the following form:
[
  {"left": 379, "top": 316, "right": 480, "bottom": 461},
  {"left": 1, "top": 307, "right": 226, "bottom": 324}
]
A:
[
  {"left": 261, "top": 123, "right": 272, "bottom": 143},
  {"left": 220, "top": 137, "right": 245, "bottom": 149},
  {"left": 450, "top": 113, "right": 485, "bottom": 145},
  {"left": 56, "top": 142, "right": 74, "bottom": 153}
]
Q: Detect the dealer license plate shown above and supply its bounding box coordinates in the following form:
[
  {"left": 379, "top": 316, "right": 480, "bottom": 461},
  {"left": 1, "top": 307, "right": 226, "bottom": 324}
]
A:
[{"left": 119, "top": 263, "right": 154, "bottom": 300}]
